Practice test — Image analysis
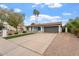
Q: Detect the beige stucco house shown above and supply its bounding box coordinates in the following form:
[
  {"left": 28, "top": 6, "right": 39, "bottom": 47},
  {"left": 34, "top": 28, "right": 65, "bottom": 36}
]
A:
[{"left": 26, "top": 22, "right": 62, "bottom": 33}]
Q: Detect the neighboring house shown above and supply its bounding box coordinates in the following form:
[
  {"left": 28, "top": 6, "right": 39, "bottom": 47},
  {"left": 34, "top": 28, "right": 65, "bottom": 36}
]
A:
[
  {"left": 17, "top": 24, "right": 26, "bottom": 33},
  {"left": 26, "top": 22, "right": 62, "bottom": 33},
  {"left": 0, "top": 21, "right": 27, "bottom": 37},
  {"left": 1, "top": 22, "right": 16, "bottom": 35},
  {"left": 3, "top": 22, "right": 16, "bottom": 31}
]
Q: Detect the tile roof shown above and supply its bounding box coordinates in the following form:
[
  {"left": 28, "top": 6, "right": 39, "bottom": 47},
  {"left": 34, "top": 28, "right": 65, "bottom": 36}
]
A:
[{"left": 27, "top": 22, "right": 62, "bottom": 27}]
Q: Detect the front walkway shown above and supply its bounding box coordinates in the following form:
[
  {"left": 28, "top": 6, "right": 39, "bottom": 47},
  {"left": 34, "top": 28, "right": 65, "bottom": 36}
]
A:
[{"left": 43, "top": 33, "right": 79, "bottom": 56}]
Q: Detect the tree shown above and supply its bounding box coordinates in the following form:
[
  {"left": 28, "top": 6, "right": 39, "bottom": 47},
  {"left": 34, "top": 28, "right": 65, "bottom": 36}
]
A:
[
  {"left": 7, "top": 13, "right": 24, "bottom": 32},
  {"left": 66, "top": 17, "right": 79, "bottom": 33},
  {"left": 33, "top": 9, "right": 40, "bottom": 23},
  {"left": 0, "top": 8, "right": 24, "bottom": 31},
  {"left": 0, "top": 8, "right": 9, "bottom": 22}
]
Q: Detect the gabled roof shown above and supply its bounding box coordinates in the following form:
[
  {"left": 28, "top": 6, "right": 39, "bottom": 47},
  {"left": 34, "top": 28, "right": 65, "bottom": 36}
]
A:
[{"left": 27, "top": 22, "right": 62, "bottom": 27}]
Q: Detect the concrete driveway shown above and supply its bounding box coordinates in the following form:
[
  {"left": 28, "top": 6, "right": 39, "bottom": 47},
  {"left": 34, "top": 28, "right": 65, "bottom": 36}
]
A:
[
  {"left": 7, "top": 33, "right": 57, "bottom": 55},
  {"left": 43, "top": 33, "right": 79, "bottom": 56},
  {"left": 0, "top": 37, "right": 40, "bottom": 56},
  {"left": 1, "top": 33, "right": 79, "bottom": 56}
]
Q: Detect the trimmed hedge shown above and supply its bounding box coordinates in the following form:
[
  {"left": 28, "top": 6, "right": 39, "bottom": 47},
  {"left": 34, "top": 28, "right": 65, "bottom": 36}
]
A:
[{"left": 4, "top": 32, "right": 35, "bottom": 39}]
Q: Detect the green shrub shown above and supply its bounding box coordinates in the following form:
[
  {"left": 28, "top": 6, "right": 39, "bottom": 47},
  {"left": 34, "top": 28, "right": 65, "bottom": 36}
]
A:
[
  {"left": 4, "top": 32, "right": 35, "bottom": 39},
  {"left": 22, "top": 31, "right": 27, "bottom": 33},
  {"left": 66, "top": 17, "right": 79, "bottom": 34},
  {"left": 8, "top": 33, "right": 13, "bottom": 35}
]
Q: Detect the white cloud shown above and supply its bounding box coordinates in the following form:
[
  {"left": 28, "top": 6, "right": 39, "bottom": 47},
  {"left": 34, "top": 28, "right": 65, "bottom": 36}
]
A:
[
  {"left": 14, "top": 8, "right": 22, "bottom": 13},
  {"left": 32, "top": 3, "right": 44, "bottom": 8},
  {"left": 62, "top": 12, "right": 72, "bottom": 16},
  {"left": 39, "top": 14, "right": 60, "bottom": 20},
  {"left": 30, "top": 15, "right": 36, "bottom": 20},
  {"left": 0, "top": 4, "right": 8, "bottom": 9},
  {"left": 24, "top": 14, "right": 69, "bottom": 25},
  {"left": 32, "top": 3, "right": 63, "bottom": 8},
  {"left": 46, "top": 3, "right": 63, "bottom": 8},
  {"left": 30, "top": 14, "right": 61, "bottom": 23},
  {"left": 24, "top": 20, "right": 30, "bottom": 25},
  {"left": 32, "top": 5, "right": 36, "bottom": 8}
]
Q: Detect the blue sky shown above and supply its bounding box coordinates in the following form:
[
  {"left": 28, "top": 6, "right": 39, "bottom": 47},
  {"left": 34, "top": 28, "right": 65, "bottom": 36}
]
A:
[{"left": 0, "top": 3, "right": 79, "bottom": 25}]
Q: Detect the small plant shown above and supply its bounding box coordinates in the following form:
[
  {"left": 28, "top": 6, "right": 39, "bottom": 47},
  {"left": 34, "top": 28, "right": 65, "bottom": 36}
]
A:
[
  {"left": 14, "top": 32, "right": 18, "bottom": 34},
  {"left": 8, "top": 33, "right": 12, "bottom": 35},
  {"left": 22, "top": 31, "right": 26, "bottom": 33}
]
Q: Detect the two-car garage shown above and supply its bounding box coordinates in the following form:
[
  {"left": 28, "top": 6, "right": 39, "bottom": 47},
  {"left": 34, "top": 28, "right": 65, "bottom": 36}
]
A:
[{"left": 44, "top": 26, "right": 59, "bottom": 33}]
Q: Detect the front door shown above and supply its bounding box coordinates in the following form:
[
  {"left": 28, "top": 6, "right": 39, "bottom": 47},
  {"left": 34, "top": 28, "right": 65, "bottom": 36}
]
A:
[{"left": 38, "top": 27, "right": 41, "bottom": 31}]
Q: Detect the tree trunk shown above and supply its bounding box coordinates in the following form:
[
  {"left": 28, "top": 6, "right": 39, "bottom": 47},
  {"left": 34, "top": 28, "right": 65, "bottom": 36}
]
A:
[{"left": 35, "top": 16, "right": 38, "bottom": 24}]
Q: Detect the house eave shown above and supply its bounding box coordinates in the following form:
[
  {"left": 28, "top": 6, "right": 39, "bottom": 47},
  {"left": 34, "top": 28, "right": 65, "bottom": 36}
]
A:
[{"left": 26, "top": 22, "right": 62, "bottom": 27}]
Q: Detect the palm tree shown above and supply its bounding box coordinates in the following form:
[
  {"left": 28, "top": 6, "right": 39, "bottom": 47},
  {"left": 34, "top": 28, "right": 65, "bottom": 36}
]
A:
[{"left": 33, "top": 9, "right": 40, "bottom": 23}]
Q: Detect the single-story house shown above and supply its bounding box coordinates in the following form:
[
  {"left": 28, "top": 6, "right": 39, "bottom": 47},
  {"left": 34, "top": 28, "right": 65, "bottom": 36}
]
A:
[{"left": 26, "top": 22, "right": 62, "bottom": 33}]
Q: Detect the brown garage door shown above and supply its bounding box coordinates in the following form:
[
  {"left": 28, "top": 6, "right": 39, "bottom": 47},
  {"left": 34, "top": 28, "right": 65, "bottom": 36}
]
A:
[{"left": 44, "top": 26, "right": 59, "bottom": 33}]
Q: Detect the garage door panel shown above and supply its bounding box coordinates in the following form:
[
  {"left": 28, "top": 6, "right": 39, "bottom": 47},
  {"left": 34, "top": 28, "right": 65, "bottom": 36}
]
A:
[{"left": 44, "top": 26, "right": 58, "bottom": 33}]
